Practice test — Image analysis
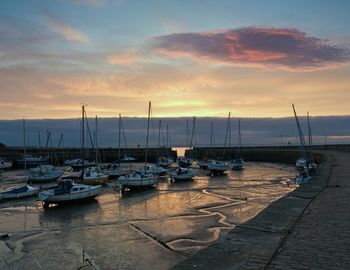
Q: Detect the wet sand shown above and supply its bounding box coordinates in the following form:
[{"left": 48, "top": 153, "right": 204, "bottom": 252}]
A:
[{"left": 0, "top": 162, "right": 297, "bottom": 270}]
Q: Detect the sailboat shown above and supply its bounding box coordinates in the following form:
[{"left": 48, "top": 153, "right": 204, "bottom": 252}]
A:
[
  {"left": 75, "top": 110, "right": 108, "bottom": 185},
  {"left": 170, "top": 167, "right": 197, "bottom": 181},
  {"left": 207, "top": 113, "right": 230, "bottom": 175},
  {"left": 1, "top": 120, "right": 39, "bottom": 200},
  {"left": 103, "top": 114, "right": 130, "bottom": 178},
  {"left": 119, "top": 101, "right": 157, "bottom": 191},
  {"left": 177, "top": 118, "right": 194, "bottom": 167},
  {"left": 292, "top": 104, "right": 310, "bottom": 169},
  {"left": 231, "top": 119, "right": 244, "bottom": 170},
  {"left": 39, "top": 106, "right": 102, "bottom": 207},
  {"left": 39, "top": 180, "right": 102, "bottom": 208},
  {"left": 156, "top": 121, "right": 173, "bottom": 168},
  {"left": 27, "top": 165, "right": 64, "bottom": 183}
]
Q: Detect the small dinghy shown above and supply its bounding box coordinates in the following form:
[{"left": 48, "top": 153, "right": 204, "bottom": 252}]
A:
[
  {"left": 39, "top": 180, "right": 102, "bottom": 208},
  {"left": 0, "top": 185, "right": 39, "bottom": 200},
  {"left": 170, "top": 167, "right": 197, "bottom": 181},
  {"left": 0, "top": 159, "right": 12, "bottom": 170}
]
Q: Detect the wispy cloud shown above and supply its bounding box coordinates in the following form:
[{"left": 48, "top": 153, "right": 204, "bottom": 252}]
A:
[
  {"left": 46, "top": 14, "right": 90, "bottom": 44},
  {"left": 149, "top": 27, "right": 350, "bottom": 71}
]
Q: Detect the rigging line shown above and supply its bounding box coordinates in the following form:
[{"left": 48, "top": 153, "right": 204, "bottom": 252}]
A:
[
  {"left": 120, "top": 117, "right": 128, "bottom": 148},
  {"left": 84, "top": 111, "right": 96, "bottom": 154}
]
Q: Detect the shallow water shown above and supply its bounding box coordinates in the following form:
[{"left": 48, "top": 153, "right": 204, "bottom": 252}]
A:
[{"left": 0, "top": 162, "right": 297, "bottom": 270}]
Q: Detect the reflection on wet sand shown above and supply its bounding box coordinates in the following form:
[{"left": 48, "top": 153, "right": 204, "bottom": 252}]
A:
[{"left": 0, "top": 162, "right": 297, "bottom": 270}]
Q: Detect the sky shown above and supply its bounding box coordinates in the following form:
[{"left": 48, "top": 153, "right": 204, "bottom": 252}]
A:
[{"left": 1, "top": 0, "right": 350, "bottom": 119}]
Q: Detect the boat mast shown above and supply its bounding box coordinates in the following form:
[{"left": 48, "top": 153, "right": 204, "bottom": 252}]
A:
[
  {"left": 81, "top": 105, "right": 85, "bottom": 178},
  {"left": 23, "top": 119, "right": 27, "bottom": 181},
  {"left": 223, "top": 112, "right": 231, "bottom": 156},
  {"left": 157, "top": 119, "right": 162, "bottom": 161},
  {"left": 95, "top": 115, "right": 99, "bottom": 169},
  {"left": 144, "top": 101, "right": 151, "bottom": 172},
  {"left": 292, "top": 104, "right": 307, "bottom": 158},
  {"left": 118, "top": 114, "right": 121, "bottom": 162},
  {"left": 307, "top": 112, "right": 313, "bottom": 147},
  {"left": 166, "top": 124, "right": 169, "bottom": 157},
  {"left": 210, "top": 122, "right": 214, "bottom": 148},
  {"left": 186, "top": 119, "right": 189, "bottom": 148},
  {"left": 237, "top": 119, "right": 241, "bottom": 158}
]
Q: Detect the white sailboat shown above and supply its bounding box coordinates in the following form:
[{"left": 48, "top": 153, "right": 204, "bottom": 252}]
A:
[
  {"left": 292, "top": 104, "right": 312, "bottom": 169},
  {"left": 102, "top": 114, "right": 131, "bottom": 178},
  {"left": 39, "top": 180, "right": 102, "bottom": 208},
  {"left": 1, "top": 185, "right": 39, "bottom": 200},
  {"left": 207, "top": 113, "right": 230, "bottom": 175},
  {"left": 75, "top": 109, "right": 108, "bottom": 185},
  {"left": 119, "top": 101, "right": 157, "bottom": 191}
]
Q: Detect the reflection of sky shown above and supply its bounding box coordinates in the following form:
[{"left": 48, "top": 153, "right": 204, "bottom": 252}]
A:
[
  {"left": 1, "top": 0, "right": 350, "bottom": 119},
  {"left": 1, "top": 116, "right": 349, "bottom": 147}
]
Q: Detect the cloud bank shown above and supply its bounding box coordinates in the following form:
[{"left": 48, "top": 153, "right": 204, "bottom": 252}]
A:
[{"left": 150, "top": 27, "right": 350, "bottom": 71}]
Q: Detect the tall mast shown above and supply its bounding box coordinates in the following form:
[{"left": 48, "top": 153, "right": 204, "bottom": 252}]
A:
[
  {"left": 144, "top": 101, "right": 151, "bottom": 172},
  {"left": 95, "top": 115, "right": 99, "bottom": 167},
  {"left": 223, "top": 112, "right": 231, "bottom": 155},
  {"left": 166, "top": 124, "right": 169, "bottom": 157},
  {"left": 186, "top": 119, "right": 189, "bottom": 148},
  {"left": 292, "top": 104, "right": 307, "bottom": 157},
  {"left": 118, "top": 114, "right": 121, "bottom": 162},
  {"left": 307, "top": 112, "right": 312, "bottom": 147},
  {"left": 166, "top": 124, "right": 169, "bottom": 148},
  {"left": 210, "top": 122, "right": 214, "bottom": 148},
  {"left": 23, "top": 119, "right": 27, "bottom": 181},
  {"left": 38, "top": 131, "right": 41, "bottom": 148},
  {"left": 237, "top": 119, "right": 241, "bottom": 157},
  {"left": 157, "top": 119, "right": 162, "bottom": 160},
  {"left": 81, "top": 105, "right": 85, "bottom": 176},
  {"left": 189, "top": 116, "right": 196, "bottom": 148}
]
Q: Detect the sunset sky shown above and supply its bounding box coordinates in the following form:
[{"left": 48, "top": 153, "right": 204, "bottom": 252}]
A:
[{"left": 1, "top": 0, "right": 350, "bottom": 119}]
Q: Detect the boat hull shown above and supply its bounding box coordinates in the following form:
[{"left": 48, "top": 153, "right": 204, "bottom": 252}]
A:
[
  {"left": 75, "top": 175, "right": 108, "bottom": 185},
  {"left": 39, "top": 186, "right": 102, "bottom": 204},
  {"left": 119, "top": 175, "right": 157, "bottom": 190},
  {"left": 0, "top": 186, "right": 39, "bottom": 199},
  {"left": 28, "top": 171, "right": 64, "bottom": 183}
]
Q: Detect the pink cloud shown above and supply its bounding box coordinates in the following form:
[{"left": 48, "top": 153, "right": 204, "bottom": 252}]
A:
[{"left": 150, "top": 27, "right": 350, "bottom": 71}]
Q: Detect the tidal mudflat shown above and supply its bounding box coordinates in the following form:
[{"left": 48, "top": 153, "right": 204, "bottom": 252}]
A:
[{"left": 0, "top": 162, "right": 297, "bottom": 270}]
